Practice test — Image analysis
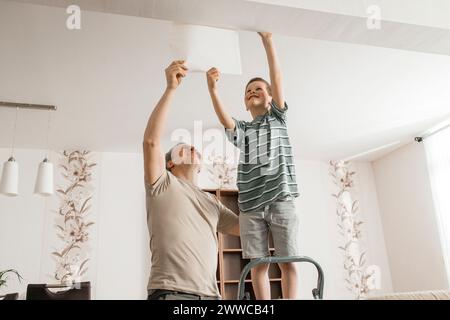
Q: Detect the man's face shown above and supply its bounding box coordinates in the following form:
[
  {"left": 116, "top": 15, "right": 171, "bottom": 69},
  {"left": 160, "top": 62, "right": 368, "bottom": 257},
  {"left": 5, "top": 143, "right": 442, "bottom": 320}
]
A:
[{"left": 169, "top": 144, "right": 202, "bottom": 171}]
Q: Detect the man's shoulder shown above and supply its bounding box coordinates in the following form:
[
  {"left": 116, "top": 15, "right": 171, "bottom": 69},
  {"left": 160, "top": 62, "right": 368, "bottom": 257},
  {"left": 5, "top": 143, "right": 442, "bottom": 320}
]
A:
[
  {"left": 198, "top": 189, "right": 219, "bottom": 204},
  {"left": 196, "top": 189, "right": 225, "bottom": 214},
  {"left": 145, "top": 171, "right": 177, "bottom": 197}
]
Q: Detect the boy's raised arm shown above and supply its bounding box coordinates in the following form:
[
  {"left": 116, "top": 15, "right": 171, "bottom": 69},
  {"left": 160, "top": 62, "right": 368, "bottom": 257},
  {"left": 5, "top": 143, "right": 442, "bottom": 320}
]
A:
[
  {"left": 143, "top": 60, "right": 188, "bottom": 185},
  {"left": 259, "top": 32, "right": 285, "bottom": 109},
  {"left": 206, "top": 67, "right": 235, "bottom": 130}
]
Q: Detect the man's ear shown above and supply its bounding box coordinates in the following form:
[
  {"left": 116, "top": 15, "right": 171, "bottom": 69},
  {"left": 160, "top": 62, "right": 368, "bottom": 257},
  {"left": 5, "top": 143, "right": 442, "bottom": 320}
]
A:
[{"left": 167, "top": 160, "right": 175, "bottom": 170}]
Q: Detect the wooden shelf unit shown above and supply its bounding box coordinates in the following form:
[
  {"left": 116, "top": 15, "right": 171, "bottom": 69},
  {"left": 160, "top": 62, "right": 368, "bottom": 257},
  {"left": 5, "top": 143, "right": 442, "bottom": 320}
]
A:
[{"left": 204, "top": 189, "right": 282, "bottom": 300}]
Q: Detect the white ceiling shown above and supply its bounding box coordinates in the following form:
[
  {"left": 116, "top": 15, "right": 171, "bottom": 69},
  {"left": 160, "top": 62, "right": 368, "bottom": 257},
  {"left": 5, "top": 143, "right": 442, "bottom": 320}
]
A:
[
  {"left": 8, "top": 0, "right": 450, "bottom": 56},
  {"left": 248, "top": 0, "right": 450, "bottom": 30},
  {"left": 1, "top": 0, "right": 450, "bottom": 161}
]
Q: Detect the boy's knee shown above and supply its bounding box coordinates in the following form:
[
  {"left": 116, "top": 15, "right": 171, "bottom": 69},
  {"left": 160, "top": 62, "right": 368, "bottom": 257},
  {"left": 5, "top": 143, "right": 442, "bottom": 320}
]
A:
[
  {"left": 252, "top": 263, "right": 269, "bottom": 275},
  {"left": 278, "top": 262, "right": 298, "bottom": 274}
]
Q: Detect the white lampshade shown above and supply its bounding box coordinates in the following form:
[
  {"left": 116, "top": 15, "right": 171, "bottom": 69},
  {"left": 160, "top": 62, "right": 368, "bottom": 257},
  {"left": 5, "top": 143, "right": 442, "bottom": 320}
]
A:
[
  {"left": 34, "top": 158, "right": 54, "bottom": 196},
  {"left": 0, "top": 157, "right": 19, "bottom": 196}
]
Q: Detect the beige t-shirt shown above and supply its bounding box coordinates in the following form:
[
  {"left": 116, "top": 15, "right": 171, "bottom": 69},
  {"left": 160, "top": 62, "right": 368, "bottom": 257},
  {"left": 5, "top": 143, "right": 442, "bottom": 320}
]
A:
[{"left": 145, "top": 171, "right": 239, "bottom": 298}]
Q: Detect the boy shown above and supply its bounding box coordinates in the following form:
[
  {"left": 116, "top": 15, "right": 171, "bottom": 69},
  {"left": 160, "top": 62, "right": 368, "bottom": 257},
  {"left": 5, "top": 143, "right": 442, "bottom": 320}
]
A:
[{"left": 206, "top": 32, "right": 300, "bottom": 299}]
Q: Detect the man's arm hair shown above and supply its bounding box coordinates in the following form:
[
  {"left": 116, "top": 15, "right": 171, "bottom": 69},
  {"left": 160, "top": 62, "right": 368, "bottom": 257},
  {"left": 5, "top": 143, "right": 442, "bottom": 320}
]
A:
[
  {"left": 224, "top": 223, "right": 240, "bottom": 237},
  {"left": 143, "top": 61, "right": 187, "bottom": 185}
]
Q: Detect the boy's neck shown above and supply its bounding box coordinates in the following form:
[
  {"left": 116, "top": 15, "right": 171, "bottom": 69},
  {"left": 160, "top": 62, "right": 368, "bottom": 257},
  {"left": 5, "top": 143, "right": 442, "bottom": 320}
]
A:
[{"left": 250, "top": 105, "right": 270, "bottom": 119}]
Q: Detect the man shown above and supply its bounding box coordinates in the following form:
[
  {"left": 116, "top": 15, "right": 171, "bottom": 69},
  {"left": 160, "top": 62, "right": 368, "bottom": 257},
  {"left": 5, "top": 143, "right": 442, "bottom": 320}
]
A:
[{"left": 143, "top": 60, "right": 239, "bottom": 300}]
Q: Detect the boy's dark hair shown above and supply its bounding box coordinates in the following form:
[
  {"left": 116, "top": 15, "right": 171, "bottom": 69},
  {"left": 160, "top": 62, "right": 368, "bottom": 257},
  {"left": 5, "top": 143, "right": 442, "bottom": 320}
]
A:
[{"left": 245, "top": 77, "right": 271, "bottom": 95}]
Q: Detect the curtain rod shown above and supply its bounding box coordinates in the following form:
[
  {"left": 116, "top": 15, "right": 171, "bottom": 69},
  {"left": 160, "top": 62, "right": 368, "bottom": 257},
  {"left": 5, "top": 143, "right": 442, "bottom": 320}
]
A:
[
  {"left": 0, "top": 101, "right": 57, "bottom": 111},
  {"left": 415, "top": 122, "right": 450, "bottom": 142}
]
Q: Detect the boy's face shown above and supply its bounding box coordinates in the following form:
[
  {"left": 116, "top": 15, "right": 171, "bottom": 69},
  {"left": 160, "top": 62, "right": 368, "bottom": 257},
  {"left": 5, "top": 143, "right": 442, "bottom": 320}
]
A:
[{"left": 244, "top": 80, "right": 271, "bottom": 112}]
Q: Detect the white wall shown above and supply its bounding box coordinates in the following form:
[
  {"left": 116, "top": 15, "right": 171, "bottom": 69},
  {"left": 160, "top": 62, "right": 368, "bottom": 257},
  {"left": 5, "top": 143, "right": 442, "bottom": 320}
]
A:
[
  {"left": 0, "top": 148, "right": 48, "bottom": 298},
  {"left": 94, "top": 152, "right": 150, "bottom": 299},
  {"left": 0, "top": 148, "right": 150, "bottom": 299},
  {"left": 373, "top": 142, "right": 448, "bottom": 292},
  {"left": 353, "top": 162, "right": 394, "bottom": 295},
  {"left": 291, "top": 160, "right": 393, "bottom": 299},
  {"left": 1, "top": 148, "right": 392, "bottom": 299}
]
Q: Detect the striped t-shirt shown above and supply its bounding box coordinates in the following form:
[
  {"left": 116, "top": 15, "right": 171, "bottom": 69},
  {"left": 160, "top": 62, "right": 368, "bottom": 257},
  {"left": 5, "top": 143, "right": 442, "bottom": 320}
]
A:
[{"left": 225, "top": 100, "right": 299, "bottom": 213}]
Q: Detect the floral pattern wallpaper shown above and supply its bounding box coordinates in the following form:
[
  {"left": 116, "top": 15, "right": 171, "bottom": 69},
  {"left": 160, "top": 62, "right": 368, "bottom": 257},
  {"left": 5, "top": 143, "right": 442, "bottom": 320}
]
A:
[
  {"left": 207, "top": 154, "right": 237, "bottom": 189},
  {"left": 329, "top": 160, "right": 375, "bottom": 299},
  {"left": 52, "top": 150, "right": 96, "bottom": 284}
]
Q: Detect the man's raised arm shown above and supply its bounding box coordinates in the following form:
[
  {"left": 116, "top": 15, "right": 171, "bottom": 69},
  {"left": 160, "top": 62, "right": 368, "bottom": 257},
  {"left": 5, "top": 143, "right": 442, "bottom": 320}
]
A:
[{"left": 143, "top": 60, "right": 188, "bottom": 185}]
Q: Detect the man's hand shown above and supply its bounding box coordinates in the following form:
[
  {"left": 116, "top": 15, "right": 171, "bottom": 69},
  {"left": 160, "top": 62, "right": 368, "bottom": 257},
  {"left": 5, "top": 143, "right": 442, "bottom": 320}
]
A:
[
  {"left": 165, "top": 60, "right": 188, "bottom": 90},
  {"left": 206, "top": 67, "right": 220, "bottom": 92}
]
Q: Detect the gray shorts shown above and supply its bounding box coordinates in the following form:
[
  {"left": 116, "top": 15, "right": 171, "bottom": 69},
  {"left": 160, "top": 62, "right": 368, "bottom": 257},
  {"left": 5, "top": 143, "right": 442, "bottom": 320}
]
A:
[
  {"left": 147, "top": 289, "right": 219, "bottom": 300},
  {"left": 239, "top": 196, "right": 300, "bottom": 259}
]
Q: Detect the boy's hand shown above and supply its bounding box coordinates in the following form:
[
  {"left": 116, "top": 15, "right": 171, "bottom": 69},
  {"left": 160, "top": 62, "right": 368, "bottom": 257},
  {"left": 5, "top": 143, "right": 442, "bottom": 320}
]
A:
[
  {"left": 206, "top": 68, "right": 234, "bottom": 129},
  {"left": 258, "top": 32, "right": 272, "bottom": 40},
  {"left": 206, "top": 67, "right": 220, "bottom": 92},
  {"left": 165, "top": 60, "right": 188, "bottom": 90}
]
